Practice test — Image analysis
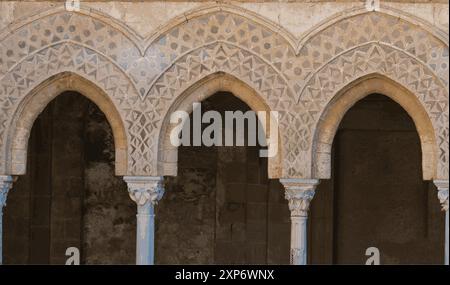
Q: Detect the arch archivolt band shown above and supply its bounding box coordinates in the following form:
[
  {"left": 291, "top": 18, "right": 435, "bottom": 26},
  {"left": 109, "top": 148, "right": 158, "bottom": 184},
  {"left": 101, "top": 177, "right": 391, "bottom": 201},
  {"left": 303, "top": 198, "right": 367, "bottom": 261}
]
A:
[{"left": 0, "top": 3, "right": 448, "bottom": 265}]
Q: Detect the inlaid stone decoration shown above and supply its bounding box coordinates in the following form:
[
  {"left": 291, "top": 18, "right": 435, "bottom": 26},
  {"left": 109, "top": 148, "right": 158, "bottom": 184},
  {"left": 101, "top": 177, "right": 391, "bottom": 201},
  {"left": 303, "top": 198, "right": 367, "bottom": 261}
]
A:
[{"left": 0, "top": 3, "right": 448, "bottom": 180}]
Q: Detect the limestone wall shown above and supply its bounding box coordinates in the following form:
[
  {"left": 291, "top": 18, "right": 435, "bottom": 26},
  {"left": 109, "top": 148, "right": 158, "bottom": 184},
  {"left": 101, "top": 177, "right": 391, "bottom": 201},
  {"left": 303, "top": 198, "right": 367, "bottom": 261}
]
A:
[{"left": 1, "top": 1, "right": 448, "bottom": 37}]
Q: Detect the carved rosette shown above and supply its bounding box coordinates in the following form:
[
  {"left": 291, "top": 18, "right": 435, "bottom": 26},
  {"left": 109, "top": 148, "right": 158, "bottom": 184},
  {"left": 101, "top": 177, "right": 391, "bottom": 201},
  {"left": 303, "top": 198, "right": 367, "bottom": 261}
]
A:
[
  {"left": 435, "top": 180, "right": 449, "bottom": 212},
  {"left": 0, "top": 176, "right": 14, "bottom": 209},
  {"left": 124, "top": 176, "right": 164, "bottom": 206},
  {"left": 280, "top": 179, "right": 320, "bottom": 217}
]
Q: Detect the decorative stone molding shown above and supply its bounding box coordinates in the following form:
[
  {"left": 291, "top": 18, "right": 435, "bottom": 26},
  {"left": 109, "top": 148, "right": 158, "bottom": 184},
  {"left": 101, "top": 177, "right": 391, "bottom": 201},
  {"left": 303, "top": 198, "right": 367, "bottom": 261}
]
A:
[
  {"left": 124, "top": 176, "right": 164, "bottom": 206},
  {"left": 0, "top": 4, "right": 447, "bottom": 179},
  {"left": 435, "top": 180, "right": 449, "bottom": 211},
  {"left": 280, "top": 178, "right": 320, "bottom": 217},
  {"left": 303, "top": 44, "right": 449, "bottom": 179},
  {"left": 5, "top": 73, "right": 129, "bottom": 176}
]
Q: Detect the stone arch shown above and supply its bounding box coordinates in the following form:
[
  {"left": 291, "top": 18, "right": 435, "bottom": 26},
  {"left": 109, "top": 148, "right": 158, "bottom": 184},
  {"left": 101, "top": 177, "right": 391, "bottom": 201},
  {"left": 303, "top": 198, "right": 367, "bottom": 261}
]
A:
[
  {"left": 0, "top": 42, "right": 139, "bottom": 175},
  {"left": 139, "top": 42, "right": 296, "bottom": 177},
  {"left": 312, "top": 74, "right": 438, "bottom": 181},
  {"left": 299, "top": 43, "right": 448, "bottom": 180},
  {"left": 157, "top": 72, "right": 282, "bottom": 178},
  {"left": 5, "top": 72, "right": 128, "bottom": 176}
]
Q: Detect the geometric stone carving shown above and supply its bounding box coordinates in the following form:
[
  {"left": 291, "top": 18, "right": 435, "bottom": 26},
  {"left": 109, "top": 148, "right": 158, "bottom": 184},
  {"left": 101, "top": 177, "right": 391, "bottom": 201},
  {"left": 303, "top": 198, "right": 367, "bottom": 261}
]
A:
[
  {"left": 0, "top": 42, "right": 136, "bottom": 174},
  {"left": 302, "top": 44, "right": 449, "bottom": 179},
  {"left": 0, "top": 6, "right": 448, "bottom": 180},
  {"left": 145, "top": 42, "right": 296, "bottom": 177}
]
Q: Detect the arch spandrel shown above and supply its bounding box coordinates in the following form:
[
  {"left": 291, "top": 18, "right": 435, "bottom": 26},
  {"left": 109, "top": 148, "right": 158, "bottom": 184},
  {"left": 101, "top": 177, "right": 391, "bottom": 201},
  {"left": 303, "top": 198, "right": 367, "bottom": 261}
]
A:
[
  {"left": 0, "top": 11, "right": 140, "bottom": 81},
  {"left": 296, "top": 11, "right": 449, "bottom": 90}
]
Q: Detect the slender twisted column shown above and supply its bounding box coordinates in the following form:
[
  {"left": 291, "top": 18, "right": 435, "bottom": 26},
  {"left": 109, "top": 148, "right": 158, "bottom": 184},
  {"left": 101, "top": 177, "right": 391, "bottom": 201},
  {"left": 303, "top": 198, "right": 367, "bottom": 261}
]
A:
[
  {"left": 280, "top": 178, "right": 320, "bottom": 265},
  {"left": 124, "top": 176, "right": 164, "bottom": 265},
  {"left": 0, "top": 176, "right": 14, "bottom": 265},
  {"left": 434, "top": 180, "right": 449, "bottom": 265}
]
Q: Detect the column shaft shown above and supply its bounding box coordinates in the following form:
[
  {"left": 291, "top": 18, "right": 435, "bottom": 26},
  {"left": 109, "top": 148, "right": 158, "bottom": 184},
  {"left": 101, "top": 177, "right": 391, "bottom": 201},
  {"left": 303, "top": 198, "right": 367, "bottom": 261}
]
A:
[
  {"left": 136, "top": 203, "right": 155, "bottom": 265},
  {"left": 124, "top": 176, "right": 164, "bottom": 265},
  {"left": 446, "top": 210, "right": 449, "bottom": 265},
  {"left": 0, "top": 176, "right": 14, "bottom": 265},
  {"left": 290, "top": 216, "right": 308, "bottom": 265}
]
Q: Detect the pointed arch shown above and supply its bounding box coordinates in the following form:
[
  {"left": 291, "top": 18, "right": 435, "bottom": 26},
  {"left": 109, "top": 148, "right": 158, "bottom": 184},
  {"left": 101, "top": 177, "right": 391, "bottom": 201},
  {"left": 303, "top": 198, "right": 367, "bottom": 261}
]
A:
[
  {"left": 312, "top": 74, "right": 438, "bottom": 180},
  {"left": 299, "top": 42, "right": 448, "bottom": 180},
  {"left": 132, "top": 42, "right": 296, "bottom": 177},
  {"left": 0, "top": 41, "right": 139, "bottom": 175},
  {"left": 157, "top": 72, "right": 282, "bottom": 179},
  {"left": 5, "top": 72, "right": 128, "bottom": 176}
]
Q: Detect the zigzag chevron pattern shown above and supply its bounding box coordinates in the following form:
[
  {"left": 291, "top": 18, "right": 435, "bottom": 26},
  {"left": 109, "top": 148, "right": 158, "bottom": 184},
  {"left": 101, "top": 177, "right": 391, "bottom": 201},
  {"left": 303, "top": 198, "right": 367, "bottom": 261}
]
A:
[{"left": 0, "top": 9, "right": 448, "bottom": 178}]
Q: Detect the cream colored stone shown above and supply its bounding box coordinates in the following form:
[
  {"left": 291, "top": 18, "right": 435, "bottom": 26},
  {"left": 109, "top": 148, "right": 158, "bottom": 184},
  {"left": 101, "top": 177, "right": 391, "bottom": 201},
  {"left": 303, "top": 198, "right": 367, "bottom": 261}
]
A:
[{"left": 0, "top": 1, "right": 447, "bottom": 181}]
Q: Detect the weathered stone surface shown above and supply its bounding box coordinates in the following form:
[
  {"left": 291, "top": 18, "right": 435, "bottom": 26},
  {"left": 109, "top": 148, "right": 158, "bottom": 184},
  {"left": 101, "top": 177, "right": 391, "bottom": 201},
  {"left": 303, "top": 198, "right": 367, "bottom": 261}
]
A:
[
  {"left": 0, "top": 0, "right": 448, "bottom": 265},
  {"left": 0, "top": 1, "right": 447, "bottom": 180}
]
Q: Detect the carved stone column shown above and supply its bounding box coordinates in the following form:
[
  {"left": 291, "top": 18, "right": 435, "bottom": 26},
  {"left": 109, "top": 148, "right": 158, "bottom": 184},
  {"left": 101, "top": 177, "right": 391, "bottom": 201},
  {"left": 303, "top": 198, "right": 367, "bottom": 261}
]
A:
[
  {"left": 280, "top": 178, "right": 320, "bottom": 265},
  {"left": 434, "top": 180, "right": 449, "bottom": 265},
  {"left": 0, "top": 175, "right": 14, "bottom": 265},
  {"left": 124, "top": 176, "right": 164, "bottom": 265}
]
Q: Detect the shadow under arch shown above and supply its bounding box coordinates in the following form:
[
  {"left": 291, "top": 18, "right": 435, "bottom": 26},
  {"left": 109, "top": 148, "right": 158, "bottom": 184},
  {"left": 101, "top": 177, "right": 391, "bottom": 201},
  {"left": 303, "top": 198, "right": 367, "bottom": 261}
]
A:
[
  {"left": 157, "top": 72, "right": 282, "bottom": 179},
  {"left": 312, "top": 74, "right": 438, "bottom": 181},
  {"left": 5, "top": 72, "right": 128, "bottom": 176}
]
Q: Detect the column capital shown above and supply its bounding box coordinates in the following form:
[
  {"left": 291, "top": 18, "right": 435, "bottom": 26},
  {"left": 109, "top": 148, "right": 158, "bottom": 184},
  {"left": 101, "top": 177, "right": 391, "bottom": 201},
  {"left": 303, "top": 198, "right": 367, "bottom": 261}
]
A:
[
  {"left": 0, "top": 175, "right": 14, "bottom": 208},
  {"left": 434, "top": 180, "right": 449, "bottom": 212},
  {"left": 124, "top": 176, "right": 164, "bottom": 206},
  {"left": 280, "top": 178, "right": 320, "bottom": 217}
]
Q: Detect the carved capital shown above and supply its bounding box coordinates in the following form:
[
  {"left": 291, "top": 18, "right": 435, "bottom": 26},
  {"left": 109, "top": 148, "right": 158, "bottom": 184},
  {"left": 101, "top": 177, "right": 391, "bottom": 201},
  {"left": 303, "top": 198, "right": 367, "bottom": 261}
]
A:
[
  {"left": 0, "top": 176, "right": 14, "bottom": 209},
  {"left": 434, "top": 180, "right": 449, "bottom": 212},
  {"left": 280, "top": 178, "right": 320, "bottom": 217},
  {"left": 124, "top": 176, "right": 164, "bottom": 206}
]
